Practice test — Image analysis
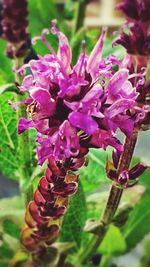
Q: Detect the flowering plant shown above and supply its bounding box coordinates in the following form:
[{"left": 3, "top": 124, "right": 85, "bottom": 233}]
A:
[{"left": 0, "top": 1, "right": 150, "bottom": 267}]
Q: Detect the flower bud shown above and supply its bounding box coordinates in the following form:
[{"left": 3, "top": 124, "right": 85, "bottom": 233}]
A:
[
  {"left": 21, "top": 156, "right": 78, "bottom": 252},
  {"left": 1, "top": 0, "right": 29, "bottom": 58}
]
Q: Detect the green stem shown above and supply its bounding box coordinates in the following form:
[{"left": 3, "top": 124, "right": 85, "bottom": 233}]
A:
[
  {"left": 72, "top": 0, "right": 86, "bottom": 36},
  {"left": 72, "top": 0, "right": 87, "bottom": 64},
  {"left": 79, "top": 130, "right": 138, "bottom": 264},
  {"left": 99, "top": 255, "right": 112, "bottom": 267}
]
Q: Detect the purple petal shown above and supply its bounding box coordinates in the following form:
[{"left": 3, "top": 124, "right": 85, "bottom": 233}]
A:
[
  {"left": 36, "top": 135, "right": 54, "bottom": 165},
  {"left": 20, "top": 75, "right": 34, "bottom": 92},
  {"left": 30, "top": 88, "right": 56, "bottom": 117},
  {"left": 87, "top": 28, "right": 107, "bottom": 80},
  {"left": 106, "top": 69, "right": 129, "bottom": 103},
  {"left": 54, "top": 120, "right": 80, "bottom": 160},
  {"left": 73, "top": 46, "right": 87, "bottom": 77},
  {"left": 18, "top": 118, "right": 34, "bottom": 134},
  {"left": 51, "top": 20, "right": 72, "bottom": 73},
  {"left": 111, "top": 115, "right": 134, "bottom": 137},
  {"left": 105, "top": 99, "right": 135, "bottom": 118},
  {"left": 90, "top": 129, "right": 123, "bottom": 152},
  {"left": 69, "top": 112, "right": 98, "bottom": 135}
]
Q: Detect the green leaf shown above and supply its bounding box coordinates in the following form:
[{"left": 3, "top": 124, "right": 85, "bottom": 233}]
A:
[
  {"left": 0, "top": 92, "right": 19, "bottom": 180},
  {"left": 123, "top": 192, "right": 150, "bottom": 251},
  {"left": 2, "top": 220, "right": 20, "bottom": 239},
  {"left": 28, "top": 0, "right": 58, "bottom": 35},
  {"left": 86, "top": 191, "right": 107, "bottom": 220},
  {"left": 28, "top": 0, "right": 60, "bottom": 55},
  {"left": 79, "top": 148, "right": 110, "bottom": 192},
  {"left": 99, "top": 224, "right": 126, "bottom": 255},
  {"left": 0, "top": 241, "right": 14, "bottom": 259},
  {"left": 60, "top": 181, "right": 87, "bottom": 250},
  {"left": 139, "top": 169, "right": 150, "bottom": 189}
]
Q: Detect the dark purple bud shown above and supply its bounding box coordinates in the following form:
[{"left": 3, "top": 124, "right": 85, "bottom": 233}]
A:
[
  {"left": 129, "top": 163, "right": 149, "bottom": 180},
  {"left": 48, "top": 155, "right": 61, "bottom": 176},
  {"left": 118, "top": 170, "right": 129, "bottom": 185},
  {"left": 34, "top": 189, "right": 46, "bottom": 206},
  {"left": 117, "top": 0, "right": 150, "bottom": 22},
  {"left": 52, "top": 181, "right": 78, "bottom": 197},
  {"left": 45, "top": 167, "right": 53, "bottom": 182},
  {"left": 116, "top": 0, "right": 139, "bottom": 20},
  {"left": 113, "top": 23, "right": 150, "bottom": 56},
  {"left": 40, "top": 204, "right": 66, "bottom": 218},
  {"left": 32, "top": 224, "right": 59, "bottom": 242},
  {"left": 21, "top": 157, "right": 80, "bottom": 252},
  {"left": 29, "top": 201, "right": 49, "bottom": 225},
  {"left": 38, "top": 177, "right": 55, "bottom": 202},
  {"left": 1, "top": 0, "right": 29, "bottom": 58}
]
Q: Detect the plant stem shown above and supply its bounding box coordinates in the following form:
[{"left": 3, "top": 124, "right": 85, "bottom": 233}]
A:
[
  {"left": 72, "top": 0, "right": 87, "bottom": 63},
  {"left": 79, "top": 130, "right": 138, "bottom": 264},
  {"left": 72, "top": 0, "right": 86, "bottom": 37},
  {"left": 99, "top": 255, "right": 112, "bottom": 267}
]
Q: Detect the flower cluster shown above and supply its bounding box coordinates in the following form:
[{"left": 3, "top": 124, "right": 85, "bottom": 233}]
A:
[
  {"left": 21, "top": 156, "right": 79, "bottom": 252},
  {"left": 17, "top": 21, "right": 144, "bottom": 167},
  {"left": 114, "top": 0, "right": 150, "bottom": 58},
  {"left": 1, "top": 0, "right": 29, "bottom": 58},
  {"left": 18, "top": 21, "right": 149, "bottom": 252}
]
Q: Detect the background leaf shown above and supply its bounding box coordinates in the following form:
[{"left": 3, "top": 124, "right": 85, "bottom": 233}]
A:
[
  {"left": 139, "top": 169, "right": 150, "bottom": 189},
  {"left": 79, "top": 148, "right": 110, "bottom": 193},
  {"left": 123, "top": 192, "right": 150, "bottom": 251},
  {"left": 28, "top": 0, "right": 61, "bottom": 55},
  {"left": 0, "top": 92, "right": 19, "bottom": 181},
  {"left": 2, "top": 220, "right": 20, "bottom": 240},
  {"left": 60, "top": 181, "right": 86, "bottom": 250},
  {"left": 0, "top": 241, "right": 14, "bottom": 260},
  {"left": 28, "top": 0, "right": 59, "bottom": 36},
  {"left": 99, "top": 224, "right": 126, "bottom": 255}
]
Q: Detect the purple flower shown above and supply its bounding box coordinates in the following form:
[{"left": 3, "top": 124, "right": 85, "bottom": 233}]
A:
[
  {"left": 16, "top": 21, "right": 140, "bottom": 165},
  {"left": 54, "top": 120, "right": 80, "bottom": 160},
  {"left": 106, "top": 69, "right": 138, "bottom": 103}
]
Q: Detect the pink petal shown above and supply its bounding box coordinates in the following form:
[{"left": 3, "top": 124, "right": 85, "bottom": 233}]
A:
[
  {"left": 51, "top": 20, "right": 72, "bottom": 73},
  {"left": 87, "top": 28, "right": 107, "bottom": 80}
]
